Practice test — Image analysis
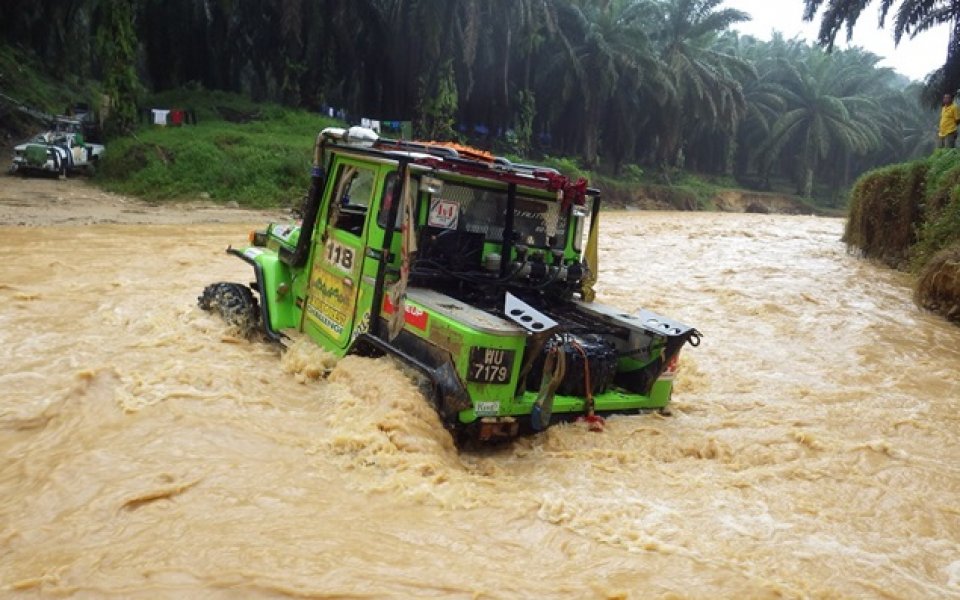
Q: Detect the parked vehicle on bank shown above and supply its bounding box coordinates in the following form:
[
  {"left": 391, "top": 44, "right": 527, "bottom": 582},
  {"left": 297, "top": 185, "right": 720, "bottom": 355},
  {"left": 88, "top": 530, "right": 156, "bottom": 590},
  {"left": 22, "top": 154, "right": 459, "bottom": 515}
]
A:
[
  {"left": 10, "top": 117, "right": 104, "bottom": 177},
  {"left": 200, "top": 126, "right": 700, "bottom": 442}
]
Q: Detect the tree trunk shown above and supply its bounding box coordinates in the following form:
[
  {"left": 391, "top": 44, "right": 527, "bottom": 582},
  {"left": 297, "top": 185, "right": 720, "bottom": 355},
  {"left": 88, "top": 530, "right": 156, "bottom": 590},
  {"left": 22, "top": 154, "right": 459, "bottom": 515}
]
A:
[
  {"left": 725, "top": 123, "right": 739, "bottom": 177},
  {"left": 803, "top": 167, "right": 814, "bottom": 198}
]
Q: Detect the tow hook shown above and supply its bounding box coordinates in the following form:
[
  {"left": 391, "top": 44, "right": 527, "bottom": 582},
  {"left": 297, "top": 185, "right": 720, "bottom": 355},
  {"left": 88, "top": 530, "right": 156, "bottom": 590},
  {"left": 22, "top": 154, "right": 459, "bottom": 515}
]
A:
[
  {"left": 478, "top": 417, "right": 519, "bottom": 441},
  {"left": 576, "top": 413, "right": 605, "bottom": 432},
  {"left": 570, "top": 340, "right": 605, "bottom": 432}
]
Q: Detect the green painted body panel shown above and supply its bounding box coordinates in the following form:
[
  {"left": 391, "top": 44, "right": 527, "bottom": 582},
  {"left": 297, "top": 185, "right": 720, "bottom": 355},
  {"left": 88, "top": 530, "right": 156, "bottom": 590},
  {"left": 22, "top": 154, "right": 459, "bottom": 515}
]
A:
[
  {"left": 460, "top": 387, "right": 670, "bottom": 423},
  {"left": 247, "top": 250, "right": 299, "bottom": 332}
]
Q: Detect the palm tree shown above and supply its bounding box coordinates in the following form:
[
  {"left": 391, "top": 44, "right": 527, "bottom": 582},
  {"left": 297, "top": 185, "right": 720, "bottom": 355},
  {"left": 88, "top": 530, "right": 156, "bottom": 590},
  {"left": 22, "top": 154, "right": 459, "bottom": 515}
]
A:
[
  {"left": 803, "top": 0, "right": 960, "bottom": 99},
  {"left": 535, "top": 0, "right": 666, "bottom": 167},
  {"left": 759, "top": 49, "right": 882, "bottom": 197},
  {"left": 646, "top": 0, "right": 754, "bottom": 171}
]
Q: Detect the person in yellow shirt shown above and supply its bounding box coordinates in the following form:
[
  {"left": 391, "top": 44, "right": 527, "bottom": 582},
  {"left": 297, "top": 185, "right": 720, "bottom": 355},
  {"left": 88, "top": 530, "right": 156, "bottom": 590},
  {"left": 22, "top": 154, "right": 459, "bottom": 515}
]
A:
[{"left": 939, "top": 93, "right": 959, "bottom": 148}]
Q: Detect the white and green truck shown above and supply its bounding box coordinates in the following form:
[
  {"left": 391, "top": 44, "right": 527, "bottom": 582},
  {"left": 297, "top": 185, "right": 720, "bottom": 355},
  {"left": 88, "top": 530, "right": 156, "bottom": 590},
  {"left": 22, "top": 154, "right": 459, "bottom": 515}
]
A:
[{"left": 11, "top": 116, "right": 104, "bottom": 177}]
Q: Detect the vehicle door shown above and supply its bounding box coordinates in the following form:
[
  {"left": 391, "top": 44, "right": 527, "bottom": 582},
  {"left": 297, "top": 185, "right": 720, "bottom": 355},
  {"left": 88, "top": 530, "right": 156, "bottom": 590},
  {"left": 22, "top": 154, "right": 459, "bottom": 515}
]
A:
[{"left": 303, "top": 158, "right": 378, "bottom": 349}]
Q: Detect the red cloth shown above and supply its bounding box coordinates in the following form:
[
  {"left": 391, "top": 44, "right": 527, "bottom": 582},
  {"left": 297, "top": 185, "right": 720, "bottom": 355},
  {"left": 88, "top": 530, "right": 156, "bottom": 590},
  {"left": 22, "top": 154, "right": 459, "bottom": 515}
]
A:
[{"left": 170, "top": 109, "right": 184, "bottom": 126}]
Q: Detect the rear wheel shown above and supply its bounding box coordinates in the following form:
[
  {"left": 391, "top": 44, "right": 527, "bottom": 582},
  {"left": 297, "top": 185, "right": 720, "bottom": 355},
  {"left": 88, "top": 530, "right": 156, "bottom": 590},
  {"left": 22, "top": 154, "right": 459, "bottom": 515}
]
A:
[{"left": 198, "top": 282, "right": 261, "bottom": 336}]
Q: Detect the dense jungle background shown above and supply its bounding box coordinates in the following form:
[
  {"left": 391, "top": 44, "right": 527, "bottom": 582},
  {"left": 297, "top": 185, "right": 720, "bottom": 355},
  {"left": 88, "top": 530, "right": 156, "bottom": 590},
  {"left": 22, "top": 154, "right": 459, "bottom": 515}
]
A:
[{"left": 2, "top": 0, "right": 959, "bottom": 208}]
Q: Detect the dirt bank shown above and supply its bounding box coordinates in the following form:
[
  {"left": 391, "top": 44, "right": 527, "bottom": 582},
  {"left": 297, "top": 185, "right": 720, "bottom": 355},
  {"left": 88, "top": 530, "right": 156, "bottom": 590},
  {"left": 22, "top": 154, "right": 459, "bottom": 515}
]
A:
[
  {"left": 602, "top": 183, "right": 819, "bottom": 215},
  {"left": 0, "top": 175, "right": 288, "bottom": 227}
]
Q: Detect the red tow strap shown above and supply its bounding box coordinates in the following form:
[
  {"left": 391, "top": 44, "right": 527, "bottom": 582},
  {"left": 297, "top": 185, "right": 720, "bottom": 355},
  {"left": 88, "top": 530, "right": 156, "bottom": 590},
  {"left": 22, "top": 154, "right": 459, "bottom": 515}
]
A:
[{"left": 570, "top": 341, "right": 605, "bottom": 432}]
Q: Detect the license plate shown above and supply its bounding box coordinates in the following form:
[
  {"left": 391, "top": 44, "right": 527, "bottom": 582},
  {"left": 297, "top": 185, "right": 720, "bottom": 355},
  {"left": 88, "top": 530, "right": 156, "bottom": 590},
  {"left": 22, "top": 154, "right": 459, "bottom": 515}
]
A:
[
  {"left": 475, "top": 401, "right": 500, "bottom": 416},
  {"left": 467, "top": 347, "right": 515, "bottom": 384}
]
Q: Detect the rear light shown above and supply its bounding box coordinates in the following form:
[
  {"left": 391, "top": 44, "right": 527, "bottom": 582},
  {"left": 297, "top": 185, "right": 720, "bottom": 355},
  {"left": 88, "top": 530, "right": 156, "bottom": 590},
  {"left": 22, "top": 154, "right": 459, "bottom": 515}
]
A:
[
  {"left": 666, "top": 353, "right": 680, "bottom": 374},
  {"left": 658, "top": 353, "right": 680, "bottom": 381}
]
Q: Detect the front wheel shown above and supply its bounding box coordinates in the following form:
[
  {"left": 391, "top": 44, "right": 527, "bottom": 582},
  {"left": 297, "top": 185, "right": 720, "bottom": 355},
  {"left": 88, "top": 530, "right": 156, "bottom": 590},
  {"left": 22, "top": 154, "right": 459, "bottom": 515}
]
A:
[
  {"left": 197, "top": 282, "right": 261, "bottom": 336},
  {"left": 55, "top": 155, "right": 67, "bottom": 180}
]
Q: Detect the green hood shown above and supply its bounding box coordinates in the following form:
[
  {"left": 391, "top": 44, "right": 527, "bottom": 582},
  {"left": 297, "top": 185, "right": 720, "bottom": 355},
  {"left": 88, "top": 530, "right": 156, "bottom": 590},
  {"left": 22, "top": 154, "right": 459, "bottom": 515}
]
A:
[{"left": 24, "top": 145, "right": 49, "bottom": 166}]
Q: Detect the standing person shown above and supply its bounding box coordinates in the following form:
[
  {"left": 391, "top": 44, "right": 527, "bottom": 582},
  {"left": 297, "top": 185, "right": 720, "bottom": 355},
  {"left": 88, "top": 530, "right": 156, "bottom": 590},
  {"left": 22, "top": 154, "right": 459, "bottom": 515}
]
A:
[{"left": 939, "top": 93, "right": 959, "bottom": 148}]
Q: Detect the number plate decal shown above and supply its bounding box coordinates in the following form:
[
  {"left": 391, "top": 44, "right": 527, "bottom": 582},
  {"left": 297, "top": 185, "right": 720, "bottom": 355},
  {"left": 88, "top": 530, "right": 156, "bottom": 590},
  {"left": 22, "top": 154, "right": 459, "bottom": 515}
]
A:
[
  {"left": 467, "top": 347, "right": 515, "bottom": 384},
  {"left": 474, "top": 401, "right": 500, "bottom": 416}
]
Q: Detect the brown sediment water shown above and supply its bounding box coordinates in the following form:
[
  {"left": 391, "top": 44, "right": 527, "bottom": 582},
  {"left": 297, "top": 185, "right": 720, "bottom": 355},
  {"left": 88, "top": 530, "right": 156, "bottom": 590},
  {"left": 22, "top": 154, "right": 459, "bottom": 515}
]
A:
[{"left": 2, "top": 205, "right": 960, "bottom": 598}]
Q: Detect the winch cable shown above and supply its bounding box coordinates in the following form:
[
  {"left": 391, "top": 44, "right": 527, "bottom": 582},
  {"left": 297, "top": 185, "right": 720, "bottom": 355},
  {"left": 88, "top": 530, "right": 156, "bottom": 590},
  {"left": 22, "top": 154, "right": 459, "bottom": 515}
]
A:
[{"left": 571, "top": 339, "right": 605, "bottom": 432}]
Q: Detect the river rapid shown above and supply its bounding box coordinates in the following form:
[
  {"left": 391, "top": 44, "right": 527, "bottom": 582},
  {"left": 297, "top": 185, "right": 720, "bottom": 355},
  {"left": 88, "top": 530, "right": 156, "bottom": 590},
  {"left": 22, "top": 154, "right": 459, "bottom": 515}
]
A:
[{"left": 2, "top": 208, "right": 960, "bottom": 598}]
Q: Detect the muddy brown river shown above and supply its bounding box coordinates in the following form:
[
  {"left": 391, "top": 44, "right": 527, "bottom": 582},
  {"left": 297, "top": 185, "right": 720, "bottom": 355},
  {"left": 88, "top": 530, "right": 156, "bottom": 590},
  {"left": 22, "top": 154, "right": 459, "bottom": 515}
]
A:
[{"left": 2, "top": 180, "right": 960, "bottom": 598}]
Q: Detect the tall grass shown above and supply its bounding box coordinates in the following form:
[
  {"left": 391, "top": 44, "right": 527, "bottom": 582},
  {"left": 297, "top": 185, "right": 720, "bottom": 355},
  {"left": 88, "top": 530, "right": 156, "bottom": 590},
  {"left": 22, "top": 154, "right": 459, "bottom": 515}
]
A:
[{"left": 843, "top": 160, "right": 927, "bottom": 268}]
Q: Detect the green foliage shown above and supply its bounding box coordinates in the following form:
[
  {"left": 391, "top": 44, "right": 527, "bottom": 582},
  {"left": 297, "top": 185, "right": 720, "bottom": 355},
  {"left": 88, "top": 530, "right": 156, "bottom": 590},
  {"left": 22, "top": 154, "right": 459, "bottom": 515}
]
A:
[
  {"left": 416, "top": 59, "right": 458, "bottom": 141},
  {"left": 512, "top": 89, "right": 536, "bottom": 156},
  {"left": 96, "top": 0, "right": 142, "bottom": 137},
  {"left": 0, "top": 45, "right": 100, "bottom": 134},
  {"left": 911, "top": 151, "right": 960, "bottom": 269},
  {"left": 621, "top": 164, "right": 645, "bottom": 183},
  {"left": 539, "top": 155, "right": 587, "bottom": 182},
  {"left": 97, "top": 91, "right": 338, "bottom": 207}
]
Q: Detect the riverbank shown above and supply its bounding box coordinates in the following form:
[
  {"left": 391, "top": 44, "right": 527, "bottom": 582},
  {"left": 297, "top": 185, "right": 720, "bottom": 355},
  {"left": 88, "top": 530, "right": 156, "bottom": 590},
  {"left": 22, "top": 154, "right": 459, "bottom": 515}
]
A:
[
  {"left": 602, "top": 184, "right": 826, "bottom": 215},
  {"left": 845, "top": 150, "right": 960, "bottom": 324}
]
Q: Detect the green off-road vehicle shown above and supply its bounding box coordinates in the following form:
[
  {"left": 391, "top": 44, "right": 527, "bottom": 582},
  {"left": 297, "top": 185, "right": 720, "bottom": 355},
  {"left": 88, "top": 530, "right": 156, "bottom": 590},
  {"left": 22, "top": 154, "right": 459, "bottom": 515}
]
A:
[{"left": 201, "top": 126, "right": 700, "bottom": 441}]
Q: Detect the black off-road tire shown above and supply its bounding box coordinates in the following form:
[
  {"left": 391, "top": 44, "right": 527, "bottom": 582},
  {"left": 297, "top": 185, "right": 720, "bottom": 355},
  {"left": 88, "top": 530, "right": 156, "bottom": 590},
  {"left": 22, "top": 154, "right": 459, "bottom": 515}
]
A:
[
  {"left": 198, "top": 282, "right": 261, "bottom": 336},
  {"left": 55, "top": 155, "right": 67, "bottom": 180}
]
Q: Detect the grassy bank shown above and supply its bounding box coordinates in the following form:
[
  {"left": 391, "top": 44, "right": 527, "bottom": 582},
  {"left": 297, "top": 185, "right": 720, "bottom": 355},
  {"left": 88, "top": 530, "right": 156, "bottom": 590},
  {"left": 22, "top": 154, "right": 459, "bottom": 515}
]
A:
[
  {"left": 96, "top": 91, "right": 337, "bottom": 208},
  {"left": 845, "top": 150, "right": 960, "bottom": 322}
]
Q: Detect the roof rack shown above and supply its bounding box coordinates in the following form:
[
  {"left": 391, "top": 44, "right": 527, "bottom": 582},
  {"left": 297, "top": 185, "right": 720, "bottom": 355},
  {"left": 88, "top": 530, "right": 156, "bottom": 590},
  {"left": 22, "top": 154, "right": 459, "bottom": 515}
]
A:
[{"left": 319, "top": 126, "right": 595, "bottom": 201}]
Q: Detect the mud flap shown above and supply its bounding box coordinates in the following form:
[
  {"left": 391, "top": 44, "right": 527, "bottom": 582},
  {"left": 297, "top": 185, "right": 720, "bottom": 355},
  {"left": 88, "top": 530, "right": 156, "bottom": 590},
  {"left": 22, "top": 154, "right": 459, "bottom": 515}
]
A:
[{"left": 349, "top": 332, "right": 471, "bottom": 426}]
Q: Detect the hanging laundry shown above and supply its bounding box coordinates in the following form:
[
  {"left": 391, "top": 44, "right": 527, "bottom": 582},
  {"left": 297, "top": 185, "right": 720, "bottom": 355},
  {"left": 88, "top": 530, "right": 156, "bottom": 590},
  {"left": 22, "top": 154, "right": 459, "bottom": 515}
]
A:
[
  {"left": 170, "top": 109, "right": 184, "bottom": 126},
  {"left": 152, "top": 109, "right": 169, "bottom": 126}
]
